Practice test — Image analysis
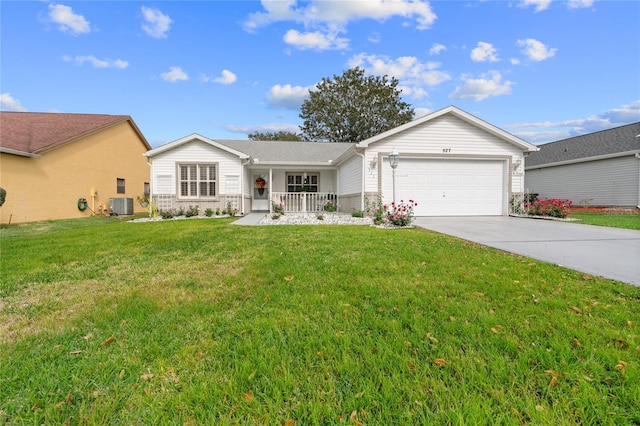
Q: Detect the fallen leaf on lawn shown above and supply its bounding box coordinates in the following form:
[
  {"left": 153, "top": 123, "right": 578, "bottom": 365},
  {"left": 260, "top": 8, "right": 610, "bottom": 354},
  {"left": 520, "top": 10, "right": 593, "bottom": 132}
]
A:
[
  {"left": 473, "top": 292, "right": 485, "bottom": 297},
  {"left": 628, "top": 320, "right": 633, "bottom": 327},
  {"left": 30, "top": 402, "right": 39, "bottom": 411},
  {"left": 360, "top": 408, "right": 367, "bottom": 416},
  {"left": 54, "top": 401, "right": 65, "bottom": 409},
  {"left": 69, "top": 350, "right": 83, "bottom": 355},
  {"left": 528, "top": 262, "right": 537, "bottom": 267},
  {"left": 612, "top": 338, "right": 629, "bottom": 349},
  {"left": 355, "top": 390, "right": 365, "bottom": 398},
  {"left": 549, "top": 376, "right": 558, "bottom": 387},
  {"left": 65, "top": 393, "right": 72, "bottom": 404},
  {"left": 248, "top": 371, "right": 256, "bottom": 380},
  {"left": 140, "top": 373, "right": 154, "bottom": 380},
  {"left": 535, "top": 404, "right": 545, "bottom": 412},
  {"left": 449, "top": 316, "right": 456, "bottom": 321},
  {"left": 571, "top": 338, "right": 581, "bottom": 347},
  {"left": 284, "top": 420, "right": 295, "bottom": 426},
  {"left": 489, "top": 308, "right": 496, "bottom": 314},
  {"left": 491, "top": 325, "right": 504, "bottom": 334},
  {"left": 263, "top": 294, "right": 270, "bottom": 302},
  {"left": 284, "top": 275, "right": 294, "bottom": 281},
  {"left": 511, "top": 407, "right": 524, "bottom": 421},
  {"left": 316, "top": 351, "right": 323, "bottom": 356},
  {"left": 82, "top": 333, "right": 93, "bottom": 340},
  {"left": 93, "top": 390, "right": 99, "bottom": 398},
  {"left": 426, "top": 332, "right": 438, "bottom": 343},
  {"left": 197, "top": 352, "right": 203, "bottom": 358},
  {"left": 434, "top": 358, "right": 446, "bottom": 367},
  {"left": 101, "top": 336, "right": 115, "bottom": 346},
  {"left": 615, "top": 361, "right": 627, "bottom": 372},
  {"left": 244, "top": 392, "right": 253, "bottom": 403},
  {"left": 119, "top": 369, "right": 125, "bottom": 379},
  {"left": 144, "top": 388, "right": 151, "bottom": 396},
  {"left": 544, "top": 370, "right": 562, "bottom": 378},
  {"left": 570, "top": 307, "right": 582, "bottom": 315},
  {"left": 407, "top": 363, "right": 415, "bottom": 371},
  {"left": 350, "top": 410, "right": 357, "bottom": 420}
]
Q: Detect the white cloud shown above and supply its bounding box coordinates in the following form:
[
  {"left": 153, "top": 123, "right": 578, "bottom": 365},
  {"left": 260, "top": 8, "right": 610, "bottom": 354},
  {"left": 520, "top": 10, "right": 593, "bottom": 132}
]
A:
[
  {"left": 266, "top": 84, "right": 313, "bottom": 109},
  {"left": 504, "top": 100, "right": 640, "bottom": 143},
  {"left": 414, "top": 107, "right": 432, "bottom": 118},
  {"left": 48, "top": 4, "right": 90, "bottom": 34},
  {"left": 568, "top": 0, "right": 594, "bottom": 8},
  {"left": 0, "top": 93, "right": 27, "bottom": 112},
  {"left": 225, "top": 122, "right": 301, "bottom": 135},
  {"left": 429, "top": 43, "right": 446, "bottom": 55},
  {"left": 398, "top": 85, "right": 428, "bottom": 99},
  {"left": 208, "top": 69, "right": 237, "bottom": 85},
  {"left": 510, "top": 58, "right": 521, "bottom": 65},
  {"left": 368, "top": 32, "right": 381, "bottom": 43},
  {"left": 471, "top": 42, "right": 499, "bottom": 62},
  {"left": 519, "top": 0, "right": 552, "bottom": 12},
  {"left": 518, "top": 38, "right": 557, "bottom": 61},
  {"left": 141, "top": 7, "right": 173, "bottom": 39},
  {"left": 348, "top": 53, "right": 451, "bottom": 94},
  {"left": 63, "top": 55, "right": 129, "bottom": 69},
  {"left": 244, "top": 0, "right": 437, "bottom": 31},
  {"left": 283, "top": 29, "right": 349, "bottom": 50},
  {"left": 449, "top": 71, "right": 513, "bottom": 101},
  {"left": 161, "top": 66, "right": 188, "bottom": 82}
]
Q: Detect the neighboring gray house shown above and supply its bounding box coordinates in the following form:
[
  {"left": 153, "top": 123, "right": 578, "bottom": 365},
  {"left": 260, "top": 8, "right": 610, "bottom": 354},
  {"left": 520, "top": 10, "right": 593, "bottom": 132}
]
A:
[
  {"left": 525, "top": 122, "right": 640, "bottom": 207},
  {"left": 144, "top": 106, "right": 539, "bottom": 216}
]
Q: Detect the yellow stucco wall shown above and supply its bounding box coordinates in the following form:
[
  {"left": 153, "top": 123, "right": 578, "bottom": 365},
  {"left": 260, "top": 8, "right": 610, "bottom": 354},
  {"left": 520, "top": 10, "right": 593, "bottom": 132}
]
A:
[{"left": 0, "top": 121, "right": 150, "bottom": 224}]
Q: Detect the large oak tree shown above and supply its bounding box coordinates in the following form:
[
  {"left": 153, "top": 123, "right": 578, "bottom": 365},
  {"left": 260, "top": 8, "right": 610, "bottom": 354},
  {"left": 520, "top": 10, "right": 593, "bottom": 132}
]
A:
[
  {"left": 248, "top": 131, "right": 302, "bottom": 141},
  {"left": 299, "top": 67, "right": 414, "bottom": 142}
]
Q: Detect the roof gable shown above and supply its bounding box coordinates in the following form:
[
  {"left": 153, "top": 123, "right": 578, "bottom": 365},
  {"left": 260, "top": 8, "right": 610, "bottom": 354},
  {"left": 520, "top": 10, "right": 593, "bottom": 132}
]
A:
[
  {"left": 0, "top": 112, "right": 150, "bottom": 155},
  {"left": 356, "top": 105, "right": 539, "bottom": 152},
  {"left": 145, "top": 134, "right": 250, "bottom": 159},
  {"left": 215, "top": 140, "right": 355, "bottom": 164},
  {"left": 525, "top": 122, "right": 640, "bottom": 168}
]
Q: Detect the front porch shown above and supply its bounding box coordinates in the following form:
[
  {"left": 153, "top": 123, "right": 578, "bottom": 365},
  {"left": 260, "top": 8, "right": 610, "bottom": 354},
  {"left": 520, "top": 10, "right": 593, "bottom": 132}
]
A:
[{"left": 270, "top": 192, "right": 337, "bottom": 213}]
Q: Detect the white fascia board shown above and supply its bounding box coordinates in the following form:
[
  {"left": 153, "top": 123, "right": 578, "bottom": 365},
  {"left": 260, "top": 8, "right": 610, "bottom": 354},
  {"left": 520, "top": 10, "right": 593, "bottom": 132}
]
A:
[
  {"left": 145, "top": 133, "right": 249, "bottom": 159},
  {"left": 251, "top": 161, "right": 336, "bottom": 167},
  {"left": 356, "top": 105, "right": 539, "bottom": 153},
  {"left": 331, "top": 145, "right": 358, "bottom": 166},
  {"left": 0, "top": 147, "right": 41, "bottom": 158},
  {"left": 525, "top": 149, "right": 640, "bottom": 170}
]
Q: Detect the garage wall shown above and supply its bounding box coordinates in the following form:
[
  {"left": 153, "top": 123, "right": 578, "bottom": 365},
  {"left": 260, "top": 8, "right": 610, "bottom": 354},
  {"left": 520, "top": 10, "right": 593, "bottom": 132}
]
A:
[{"left": 363, "top": 114, "right": 523, "bottom": 194}]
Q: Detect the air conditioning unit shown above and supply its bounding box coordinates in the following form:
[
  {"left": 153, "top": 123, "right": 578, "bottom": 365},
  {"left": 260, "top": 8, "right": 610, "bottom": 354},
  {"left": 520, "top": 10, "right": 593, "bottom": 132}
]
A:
[{"left": 109, "top": 197, "right": 133, "bottom": 216}]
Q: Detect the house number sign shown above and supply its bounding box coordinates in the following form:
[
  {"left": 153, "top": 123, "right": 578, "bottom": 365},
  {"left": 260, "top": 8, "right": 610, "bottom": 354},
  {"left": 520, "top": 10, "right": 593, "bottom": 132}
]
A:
[{"left": 442, "top": 148, "right": 452, "bottom": 153}]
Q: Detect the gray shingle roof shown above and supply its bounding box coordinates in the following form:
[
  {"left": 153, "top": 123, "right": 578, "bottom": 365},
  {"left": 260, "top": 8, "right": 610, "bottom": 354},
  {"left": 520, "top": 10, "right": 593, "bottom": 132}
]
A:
[
  {"left": 525, "top": 122, "right": 640, "bottom": 168},
  {"left": 215, "top": 140, "right": 355, "bottom": 163}
]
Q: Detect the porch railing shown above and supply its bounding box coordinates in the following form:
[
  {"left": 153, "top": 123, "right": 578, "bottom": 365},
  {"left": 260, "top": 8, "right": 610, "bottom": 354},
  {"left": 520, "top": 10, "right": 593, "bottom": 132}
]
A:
[{"left": 270, "top": 192, "right": 337, "bottom": 213}]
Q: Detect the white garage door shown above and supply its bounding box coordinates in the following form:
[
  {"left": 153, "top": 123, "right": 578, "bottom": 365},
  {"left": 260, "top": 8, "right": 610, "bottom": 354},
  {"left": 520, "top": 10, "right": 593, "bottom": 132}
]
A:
[{"left": 382, "top": 158, "right": 505, "bottom": 216}]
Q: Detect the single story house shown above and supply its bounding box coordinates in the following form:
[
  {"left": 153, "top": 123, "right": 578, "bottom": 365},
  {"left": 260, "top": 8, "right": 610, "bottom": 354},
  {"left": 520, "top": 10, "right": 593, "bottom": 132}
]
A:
[
  {"left": 0, "top": 112, "right": 152, "bottom": 224},
  {"left": 525, "top": 122, "right": 640, "bottom": 207},
  {"left": 144, "top": 106, "right": 539, "bottom": 216}
]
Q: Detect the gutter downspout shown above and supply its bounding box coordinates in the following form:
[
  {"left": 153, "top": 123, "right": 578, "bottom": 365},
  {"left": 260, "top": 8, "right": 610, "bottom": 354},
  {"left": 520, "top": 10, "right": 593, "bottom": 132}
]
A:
[
  {"left": 635, "top": 153, "right": 640, "bottom": 208},
  {"left": 146, "top": 156, "right": 153, "bottom": 216},
  {"left": 241, "top": 158, "right": 250, "bottom": 215},
  {"left": 355, "top": 149, "right": 366, "bottom": 211}
]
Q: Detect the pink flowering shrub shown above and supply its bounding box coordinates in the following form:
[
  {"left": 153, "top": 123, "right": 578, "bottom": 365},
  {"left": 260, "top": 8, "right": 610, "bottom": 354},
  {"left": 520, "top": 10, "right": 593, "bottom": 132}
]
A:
[
  {"left": 383, "top": 199, "right": 418, "bottom": 226},
  {"left": 524, "top": 198, "right": 572, "bottom": 218}
]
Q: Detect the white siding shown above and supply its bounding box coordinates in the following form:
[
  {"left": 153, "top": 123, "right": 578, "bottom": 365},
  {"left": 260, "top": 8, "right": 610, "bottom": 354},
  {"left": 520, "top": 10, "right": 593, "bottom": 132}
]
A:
[
  {"left": 525, "top": 155, "right": 640, "bottom": 207},
  {"left": 338, "top": 155, "right": 362, "bottom": 195},
  {"left": 364, "top": 115, "right": 523, "bottom": 194},
  {"left": 151, "top": 140, "right": 242, "bottom": 196}
]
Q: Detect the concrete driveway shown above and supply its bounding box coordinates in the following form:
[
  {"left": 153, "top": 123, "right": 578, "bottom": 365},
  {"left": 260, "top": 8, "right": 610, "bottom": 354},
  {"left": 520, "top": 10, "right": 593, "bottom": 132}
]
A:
[{"left": 413, "top": 216, "right": 640, "bottom": 287}]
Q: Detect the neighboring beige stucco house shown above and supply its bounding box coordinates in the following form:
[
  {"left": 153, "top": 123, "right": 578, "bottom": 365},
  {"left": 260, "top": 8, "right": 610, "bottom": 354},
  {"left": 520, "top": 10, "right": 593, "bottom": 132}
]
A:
[{"left": 0, "top": 112, "right": 152, "bottom": 224}]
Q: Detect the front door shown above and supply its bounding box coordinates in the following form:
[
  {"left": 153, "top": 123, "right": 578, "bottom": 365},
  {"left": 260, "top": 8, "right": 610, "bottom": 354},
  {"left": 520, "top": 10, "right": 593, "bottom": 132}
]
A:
[{"left": 252, "top": 173, "right": 269, "bottom": 211}]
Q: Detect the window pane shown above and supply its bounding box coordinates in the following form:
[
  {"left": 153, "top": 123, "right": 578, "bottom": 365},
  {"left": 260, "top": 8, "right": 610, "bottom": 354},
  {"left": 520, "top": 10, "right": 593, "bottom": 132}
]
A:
[
  {"left": 190, "top": 166, "right": 197, "bottom": 180},
  {"left": 210, "top": 182, "right": 216, "bottom": 196},
  {"left": 190, "top": 182, "right": 197, "bottom": 195},
  {"left": 209, "top": 166, "right": 216, "bottom": 179},
  {"left": 200, "top": 182, "right": 207, "bottom": 195},
  {"left": 310, "top": 175, "right": 318, "bottom": 184},
  {"left": 181, "top": 182, "right": 188, "bottom": 196},
  {"left": 295, "top": 176, "right": 302, "bottom": 184},
  {"left": 288, "top": 176, "right": 294, "bottom": 184},
  {"left": 200, "top": 166, "right": 207, "bottom": 180}
]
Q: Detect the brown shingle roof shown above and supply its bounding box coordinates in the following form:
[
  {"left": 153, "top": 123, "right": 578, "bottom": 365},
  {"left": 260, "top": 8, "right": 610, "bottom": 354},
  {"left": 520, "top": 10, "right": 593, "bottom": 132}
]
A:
[{"left": 0, "top": 111, "right": 150, "bottom": 154}]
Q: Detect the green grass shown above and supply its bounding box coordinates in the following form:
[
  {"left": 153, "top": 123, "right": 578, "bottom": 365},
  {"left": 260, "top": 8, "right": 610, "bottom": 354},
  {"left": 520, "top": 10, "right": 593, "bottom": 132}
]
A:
[
  {"left": 1, "top": 217, "right": 639, "bottom": 425},
  {"left": 570, "top": 210, "right": 640, "bottom": 230}
]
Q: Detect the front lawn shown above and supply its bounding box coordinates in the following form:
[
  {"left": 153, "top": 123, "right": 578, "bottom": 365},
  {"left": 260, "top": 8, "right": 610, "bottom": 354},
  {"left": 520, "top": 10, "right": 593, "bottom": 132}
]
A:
[
  {"left": 570, "top": 209, "right": 640, "bottom": 230},
  {"left": 1, "top": 217, "right": 639, "bottom": 424}
]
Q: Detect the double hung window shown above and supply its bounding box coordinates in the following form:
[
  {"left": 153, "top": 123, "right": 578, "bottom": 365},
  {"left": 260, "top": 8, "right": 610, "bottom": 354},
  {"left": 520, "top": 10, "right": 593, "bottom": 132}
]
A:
[
  {"left": 287, "top": 173, "right": 319, "bottom": 192},
  {"left": 179, "top": 164, "right": 217, "bottom": 198}
]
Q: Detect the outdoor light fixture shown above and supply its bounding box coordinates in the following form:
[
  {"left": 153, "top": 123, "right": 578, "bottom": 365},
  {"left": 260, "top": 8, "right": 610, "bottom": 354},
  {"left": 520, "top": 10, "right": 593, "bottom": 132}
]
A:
[{"left": 389, "top": 149, "right": 399, "bottom": 203}]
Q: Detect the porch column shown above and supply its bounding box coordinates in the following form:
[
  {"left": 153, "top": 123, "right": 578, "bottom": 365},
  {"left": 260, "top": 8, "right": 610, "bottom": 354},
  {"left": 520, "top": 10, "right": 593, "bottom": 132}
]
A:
[{"left": 269, "top": 168, "right": 273, "bottom": 214}]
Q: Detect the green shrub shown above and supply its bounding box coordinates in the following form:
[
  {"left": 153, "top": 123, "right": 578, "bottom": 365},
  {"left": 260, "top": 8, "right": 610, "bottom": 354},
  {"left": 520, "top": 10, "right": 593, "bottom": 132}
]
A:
[
  {"left": 324, "top": 201, "right": 337, "bottom": 212},
  {"left": 316, "top": 214, "right": 324, "bottom": 220},
  {"left": 0, "top": 187, "right": 7, "bottom": 207},
  {"left": 205, "top": 208, "right": 214, "bottom": 217},
  {"left": 185, "top": 205, "right": 199, "bottom": 217},
  {"left": 351, "top": 209, "right": 364, "bottom": 218},
  {"left": 159, "top": 209, "right": 175, "bottom": 219}
]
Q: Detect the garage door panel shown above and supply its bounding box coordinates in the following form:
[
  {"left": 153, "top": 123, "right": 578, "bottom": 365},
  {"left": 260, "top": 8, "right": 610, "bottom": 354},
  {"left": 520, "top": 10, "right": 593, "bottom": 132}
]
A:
[{"left": 382, "top": 158, "right": 505, "bottom": 216}]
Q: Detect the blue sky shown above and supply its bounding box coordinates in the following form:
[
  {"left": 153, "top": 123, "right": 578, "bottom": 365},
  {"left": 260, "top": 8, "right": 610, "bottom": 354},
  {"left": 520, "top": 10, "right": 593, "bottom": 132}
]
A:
[{"left": 1, "top": 0, "right": 639, "bottom": 147}]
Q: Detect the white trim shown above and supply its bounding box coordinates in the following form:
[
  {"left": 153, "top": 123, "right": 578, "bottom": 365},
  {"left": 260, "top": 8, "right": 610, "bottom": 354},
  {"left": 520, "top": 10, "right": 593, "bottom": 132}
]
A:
[
  {"left": 0, "top": 147, "right": 41, "bottom": 158},
  {"left": 145, "top": 133, "right": 249, "bottom": 159},
  {"left": 356, "top": 105, "right": 539, "bottom": 152},
  {"left": 525, "top": 149, "right": 640, "bottom": 170}
]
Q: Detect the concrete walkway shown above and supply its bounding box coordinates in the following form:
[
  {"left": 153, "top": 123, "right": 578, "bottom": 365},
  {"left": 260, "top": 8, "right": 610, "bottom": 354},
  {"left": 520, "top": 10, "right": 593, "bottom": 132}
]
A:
[
  {"left": 231, "top": 212, "right": 266, "bottom": 226},
  {"left": 413, "top": 216, "right": 640, "bottom": 287}
]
